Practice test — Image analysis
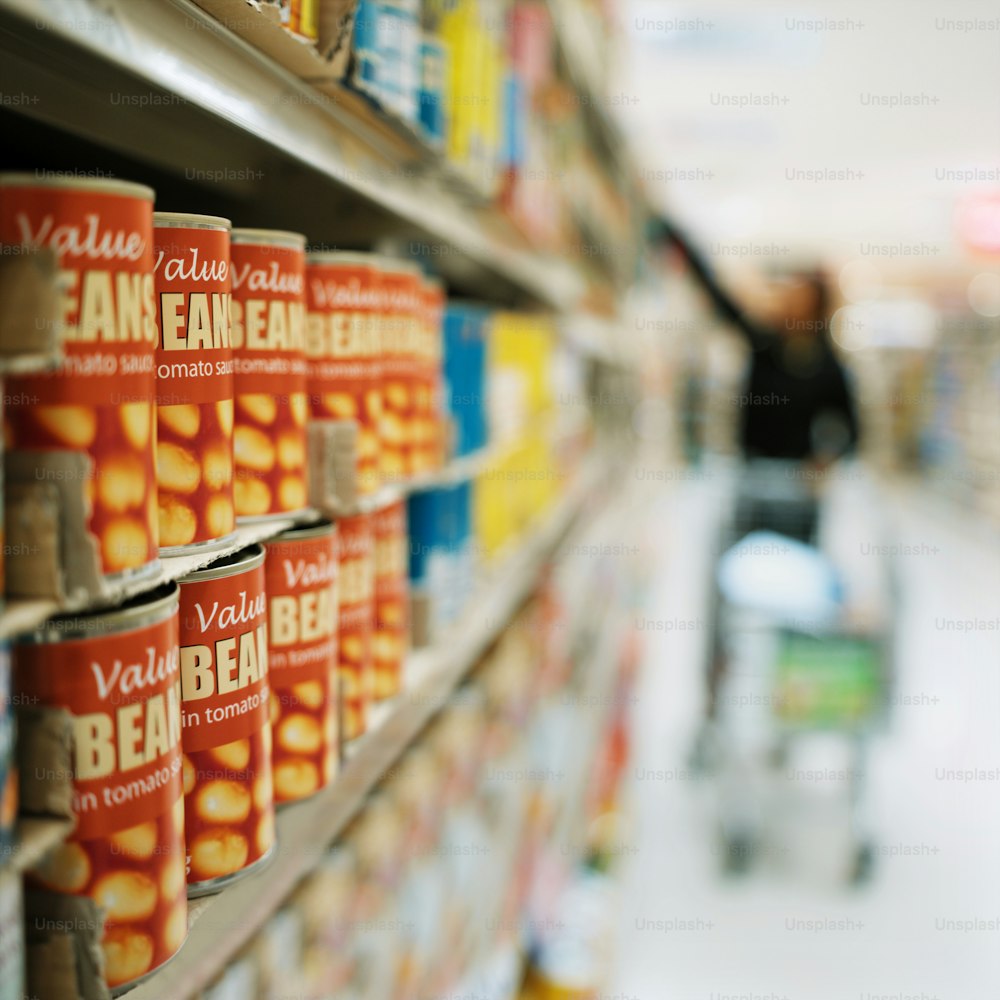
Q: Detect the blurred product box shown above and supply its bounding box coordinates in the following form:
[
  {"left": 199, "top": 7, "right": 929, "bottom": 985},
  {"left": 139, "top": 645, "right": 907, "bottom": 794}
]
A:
[
  {"left": 293, "top": 846, "right": 359, "bottom": 993},
  {"left": 202, "top": 949, "right": 259, "bottom": 1000},
  {"left": 271, "top": 0, "right": 320, "bottom": 42},
  {"left": 476, "top": 312, "right": 567, "bottom": 559},
  {"left": 440, "top": 0, "right": 506, "bottom": 196},
  {"left": 253, "top": 905, "right": 307, "bottom": 1000},
  {"left": 406, "top": 481, "right": 474, "bottom": 645},
  {"left": 418, "top": 29, "right": 448, "bottom": 147},
  {"left": 352, "top": 0, "right": 421, "bottom": 125},
  {"left": 442, "top": 303, "right": 489, "bottom": 459}
]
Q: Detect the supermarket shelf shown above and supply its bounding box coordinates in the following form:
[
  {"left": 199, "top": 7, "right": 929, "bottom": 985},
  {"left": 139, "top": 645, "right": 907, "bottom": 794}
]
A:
[
  {"left": 0, "top": 510, "right": 320, "bottom": 641},
  {"left": 305, "top": 449, "right": 498, "bottom": 521},
  {"left": 122, "top": 452, "right": 609, "bottom": 1000},
  {"left": 0, "top": 599, "right": 63, "bottom": 643},
  {"left": 0, "top": 817, "right": 74, "bottom": 875},
  {"left": 0, "top": 350, "right": 60, "bottom": 375},
  {"left": 0, "top": 442, "right": 520, "bottom": 642},
  {"left": 0, "top": 0, "right": 586, "bottom": 311},
  {"left": 404, "top": 446, "right": 496, "bottom": 493}
]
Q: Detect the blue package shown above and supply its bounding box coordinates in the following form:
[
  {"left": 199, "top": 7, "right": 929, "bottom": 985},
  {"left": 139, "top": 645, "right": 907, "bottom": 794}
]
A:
[
  {"left": 443, "top": 303, "right": 489, "bottom": 458},
  {"left": 419, "top": 35, "right": 447, "bottom": 146}
]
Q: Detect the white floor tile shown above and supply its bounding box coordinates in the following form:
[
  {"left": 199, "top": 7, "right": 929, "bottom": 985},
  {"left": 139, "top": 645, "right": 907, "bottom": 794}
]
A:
[{"left": 609, "top": 470, "right": 1000, "bottom": 1000}]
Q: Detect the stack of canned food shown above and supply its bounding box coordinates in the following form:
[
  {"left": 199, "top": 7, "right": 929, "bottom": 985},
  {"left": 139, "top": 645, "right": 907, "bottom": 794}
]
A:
[
  {"left": 0, "top": 172, "right": 582, "bottom": 995},
  {"left": 11, "top": 508, "right": 404, "bottom": 991},
  {"left": 0, "top": 174, "right": 437, "bottom": 994},
  {"left": 0, "top": 174, "right": 449, "bottom": 590}
]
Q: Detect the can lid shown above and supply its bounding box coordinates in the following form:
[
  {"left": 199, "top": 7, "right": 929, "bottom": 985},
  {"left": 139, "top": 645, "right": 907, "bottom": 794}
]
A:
[
  {"left": 307, "top": 251, "right": 376, "bottom": 267},
  {"left": 21, "top": 582, "right": 179, "bottom": 643},
  {"left": 231, "top": 229, "right": 307, "bottom": 249},
  {"left": 154, "top": 212, "right": 232, "bottom": 231},
  {"left": 268, "top": 519, "right": 336, "bottom": 544},
  {"left": 0, "top": 173, "right": 155, "bottom": 202},
  {"left": 181, "top": 543, "right": 265, "bottom": 582}
]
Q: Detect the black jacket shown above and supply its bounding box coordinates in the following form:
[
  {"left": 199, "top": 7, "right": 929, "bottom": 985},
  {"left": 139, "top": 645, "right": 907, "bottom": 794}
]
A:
[{"left": 663, "top": 221, "right": 859, "bottom": 461}]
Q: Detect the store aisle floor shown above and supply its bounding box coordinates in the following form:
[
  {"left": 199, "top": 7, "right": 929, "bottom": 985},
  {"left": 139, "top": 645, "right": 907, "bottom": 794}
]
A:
[{"left": 609, "top": 467, "right": 1000, "bottom": 1000}]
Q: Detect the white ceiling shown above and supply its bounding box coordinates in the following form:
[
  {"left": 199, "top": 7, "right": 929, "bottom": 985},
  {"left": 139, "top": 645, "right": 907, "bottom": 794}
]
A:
[{"left": 612, "top": 0, "right": 1000, "bottom": 271}]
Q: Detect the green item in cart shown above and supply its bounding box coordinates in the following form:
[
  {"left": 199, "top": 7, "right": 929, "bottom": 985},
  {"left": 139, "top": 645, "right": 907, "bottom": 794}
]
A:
[{"left": 774, "top": 632, "right": 882, "bottom": 727}]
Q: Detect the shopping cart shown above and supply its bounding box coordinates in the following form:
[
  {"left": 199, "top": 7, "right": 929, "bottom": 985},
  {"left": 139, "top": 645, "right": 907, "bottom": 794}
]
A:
[{"left": 700, "top": 460, "right": 892, "bottom": 884}]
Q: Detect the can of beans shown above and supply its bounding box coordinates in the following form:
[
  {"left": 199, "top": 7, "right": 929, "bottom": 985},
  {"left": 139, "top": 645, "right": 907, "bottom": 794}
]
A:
[
  {"left": 337, "top": 513, "right": 374, "bottom": 741},
  {"left": 153, "top": 213, "right": 236, "bottom": 554},
  {"left": 373, "top": 499, "right": 408, "bottom": 700},
  {"left": 305, "top": 252, "right": 382, "bottom": 495},
  {"left": 413, "top": 275, "right": 444, "bottom": 474},
  {"left": 264, "top": 521, "right": 338, "bottom": 804},
  {"left": 177, "top": 545, "right": 274, "bottom": 895},
  {"left": 377, "top": 260, "right": 422, "bottom": 483},
  {"left": 13, "top": 584, "right": 185, "bottom": 992},
  {"left": 0, "top": 175, "right": 160, "bottom": 581},
  {"left": 230, "top": 230, "right": 308, "bottom": 521}
]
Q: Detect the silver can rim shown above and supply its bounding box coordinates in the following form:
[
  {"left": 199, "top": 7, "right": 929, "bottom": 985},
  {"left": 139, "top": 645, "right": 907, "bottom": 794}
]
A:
[
  {"left": 19, "top": 582, "right": 179, "bottom": 644},
  {"left": 231, "top": 228, "right": 307, "bottom": 249},
  {"left": 154, "top": 212, "right": 232, "bottom": 231},
  {"left": 267, "top": 519, "right": 336, "bottom": 544},
  {"left": 0, "top": 173, "right": 155, "bottom": 201},
  {"left": 307, "top": 251, "right": 377, "bottom": 267},
  {"left": 180, "top": 543, "right": 265, "bottom": 583}
]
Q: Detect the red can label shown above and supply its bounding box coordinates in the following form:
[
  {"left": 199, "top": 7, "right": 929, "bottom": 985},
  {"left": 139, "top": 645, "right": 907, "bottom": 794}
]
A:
[
  {"left": 264, "top": 528, "right": 339, "bottom": 803},
  {"left": 305, "top": 258, "right": 382, "bottom": 494},
  {"left": 230, "top": 239, "right": 308, "bottom": 518},
  {"left": 14, "top": 607, "right": 187, "bottom": 990},
  {"left": 337, "top": 514, "right": 374, "bottom": 740},
  {"left": 178, "top": 558, "right": 274, "bottom": 888},
  {"left": 0, "top": 181, "right": 159, "bottom": 576},
  {"left": 154, "top": 223, "right": 235, "bottom": 549},
  {"left": 373, "top": 501, "right": 408, "bottom": 700},
  {"left": 378, "top": 268, "right": 421, "bottom": 483}
]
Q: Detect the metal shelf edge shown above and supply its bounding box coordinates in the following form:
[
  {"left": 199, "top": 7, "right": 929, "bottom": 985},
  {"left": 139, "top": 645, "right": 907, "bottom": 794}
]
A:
[{"left": 0, "top": 0, "right": 587, "bottom": 311}]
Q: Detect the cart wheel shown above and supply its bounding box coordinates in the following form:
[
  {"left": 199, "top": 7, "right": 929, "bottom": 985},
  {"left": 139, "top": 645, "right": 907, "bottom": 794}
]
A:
[
  {"left": 721, "top": 832, "right": 755, "bottom": 876},
  {"left": 849, "top": 842, "right": 875, "bottom": 886}
]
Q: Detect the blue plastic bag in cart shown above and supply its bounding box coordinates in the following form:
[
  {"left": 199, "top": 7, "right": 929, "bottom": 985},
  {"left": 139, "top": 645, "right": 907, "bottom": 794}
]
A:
[{"left": 716, "top": 531, "right": 843, "bottom": 628}]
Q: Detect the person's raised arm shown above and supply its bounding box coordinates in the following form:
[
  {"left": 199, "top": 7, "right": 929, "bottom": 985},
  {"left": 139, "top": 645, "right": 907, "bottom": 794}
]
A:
[{"left": 657, "top": 217, "right": 770, "bottom": 352}]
